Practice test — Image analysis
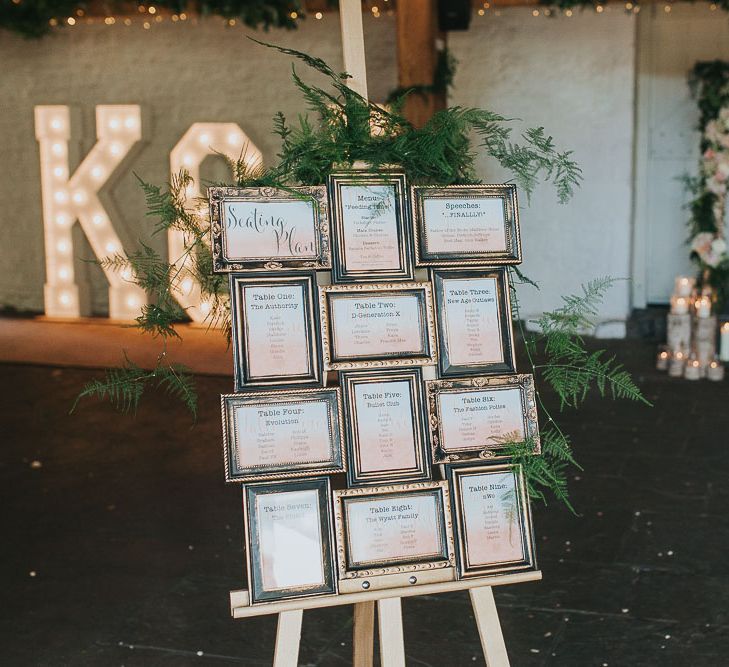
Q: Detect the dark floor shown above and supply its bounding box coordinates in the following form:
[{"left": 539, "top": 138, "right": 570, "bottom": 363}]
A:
[{"left": 2, "top": 339, "right": 728, "bottom": 666}]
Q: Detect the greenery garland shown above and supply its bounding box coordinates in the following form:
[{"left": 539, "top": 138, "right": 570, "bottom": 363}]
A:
[
  {"left": 685, "top": 61, "right": 729, "bottom": 303},
  {"left": 72, "top": 42, "right": 648, "bottom": 510},
  {"left": 0, "top": 1, "right": 301, "bottom": 38}
]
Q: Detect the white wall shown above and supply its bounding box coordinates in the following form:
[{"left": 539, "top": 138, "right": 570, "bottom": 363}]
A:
[
  {"left": 633, "top": 4, "right": 729, "bottom": 306},
  {"left": 450, "top": 8, "right": 637, "bottom": 336}
]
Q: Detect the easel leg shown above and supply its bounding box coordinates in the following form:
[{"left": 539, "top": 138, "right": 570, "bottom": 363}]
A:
[
  {"left": 469, "top": 587, "right": 510, "bottom": 667},
  {"left": 273, "top": 610, "right": 303, "bottom": 667},
  {"left": 353, "top": 601, "right": 375, "bottom": 667},
  {"left": 377, "top": 597, "right": 406, "bottom": 667}
]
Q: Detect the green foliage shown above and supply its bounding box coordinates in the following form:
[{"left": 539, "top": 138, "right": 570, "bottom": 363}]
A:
[
  {"left": 508, "top": 273, "right": 649, "bottom": 509},
  {"left": 0, "top": 1, "right": 302, "bottom": 39},
  {"left": 260, "top": 41, "right": 582, "bottom": 199},
  {"left": 540, "top": 0, "right": 729, "bottom": 15},
  {"left": 72, "top": 354, "right": 198, "bottom": 419},
  {"left": 689, "top": 61, "right": 729, "bottom": 133}
]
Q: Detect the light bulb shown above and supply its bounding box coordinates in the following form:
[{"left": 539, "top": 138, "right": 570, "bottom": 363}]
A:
[
  {"left": 124, "top": 116, "right": 138, "bottom": 130},
  {"left": 109, "top": 118, "right": 121, "bottom": 130},
  {"left": 182, "top": 277, "right": 194, "bottom": 295},
  {"left": 199, "top": 301, "right": 211, "bottom": 315},
  {"left": 122, "top": 267, "right": 133, "bottom": 281},
  {"left": 54, "top": 190, "right": 68, "bottom": 204},
  {"left": 105, "top": 241, "right": 119, "bottom": 254},
  {"left": 126, "top": 296, "right": 139, "bottom": 308},
  {"left": 72, "top": 190, "right": 87, "bottom": 204},
  {"left": 59, "top": 293, "right": 72, "bottom": 306},
  {"left": 56, "top": 213, "right": 70, "bottom": 227},
  {"left": 51, "top": 118, "right": 64, "bottom": 131},
  {"left": 92, "top": 213, "right": 105, "bottom": 226},
  {"left": 91, "top": 166, "right": 105, "bottom": 180},
  {"left": 199, "top": 133, "right": 210, "bottom": 145},
  {"left": 227, "top": 133, "right": 241, "bottom": 145},
  {"left": 57, "top": 240, "right": 70, "bottom": 253},
  {"left": 109, "top": 142, "right": 122, "bottom": 156},
  {"left": 51, "top": 142, "right": 64, "bottom": 156},
  {"left": 53, "top": 166, "right": 66, "bottom": 178},
  {"left": 183, "top": 154, "right": 194, "bottom": 166},
  {"left": 58, "top": 267, "right": 71, "bottom": 280}
]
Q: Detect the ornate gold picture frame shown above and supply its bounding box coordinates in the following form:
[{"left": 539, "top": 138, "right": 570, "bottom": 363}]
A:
[
  {"left": 425, "top": 374, "right": 540, "bottom": 463},
  {"left": 319, "top": 282, "right": 437, "bottom": 371},
  {"left": 221, "top": 388, "right": 345, "bottom": 483},
  {"left": 209, "top": 185, "right": 331, "bottom": 273},
  {"left": 332, "top": 481, "right": 455, "bottom": 581}
]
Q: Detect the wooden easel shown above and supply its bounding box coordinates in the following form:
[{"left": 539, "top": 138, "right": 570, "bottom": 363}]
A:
[
  {"left": 228, "top": 4, "right": 541, "bottom": 665},
  {"left": 230, "top": 570, "right": 542, "bottom": 666}
]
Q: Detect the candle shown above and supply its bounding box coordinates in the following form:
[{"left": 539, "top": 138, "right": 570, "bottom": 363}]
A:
[
  {"left": 656, "top": 348, "right": 670, "bottom": 371},
  {"left": 668, "top": 350, "right": 686, "bottom": 377},
  {"left": 684, "top": 357, "right": 702, "bottom": 380},
  {"left": 674, "top": 276, "right": 695, "bottom": 297},
  {"left": 721, "top": 323, "right": 729, "bottom": 362},
  {"left": 670, "top": 296, "right": 690, "bottom": 315},
  {"left": 707, "top": 359, "right": 725, "bottom": 382},
  {"left": 695, "top": 296, "right": 712, "bottom": 318}
]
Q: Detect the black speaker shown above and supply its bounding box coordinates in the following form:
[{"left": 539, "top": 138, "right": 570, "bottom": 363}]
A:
[{"left": 438, "top": 0, "right": 472, "bottom": 31}]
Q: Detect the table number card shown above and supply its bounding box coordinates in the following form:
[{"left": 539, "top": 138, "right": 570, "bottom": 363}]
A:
[
  {"left": 209, "top": 186, "right": 331, "bottom": 272},
  {"left": 425, "top": 375, "right": 540, "bottom": 463},
  {"left": 340, "top": 369, "right": 430, "bottom": 486},
  {"left": 431, "top": 268, "right": 516, "bottom": 377},
  {"left": 245, "top": 478, "right": 336, "bottom": 603},
  {"left": 328, "top": 172, "right": 414, "bottom": 282},
  {"left": 221, "top": 388, "right": 345, "bottom": 482},
  {"left": 333, "top": 482, "right": 455, "bottom": 579},
  {"left": 447, "top": 464, "right": 536, "bottom": 577},
  {"left": 319, "top": 283, "right": 437, "bottom": 370},
  {"left": 230, "top": 272, "right": 322, "bottom": 391},
  {"left": 412, "top": 184, "right": 520, "bottom": 266}
]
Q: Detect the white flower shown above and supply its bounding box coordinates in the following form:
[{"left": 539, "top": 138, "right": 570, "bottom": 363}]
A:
[{"left": 706, "top": 177, "right": 727, "bottom": 195}]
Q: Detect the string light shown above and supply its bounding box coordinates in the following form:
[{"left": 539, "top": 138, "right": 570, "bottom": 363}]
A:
[
  {"left": 664, "top": 4, "right": 671, "bottom": 11},
  {"left": 66, "top": 17, "right": 76, "bottom": 26},
  {"left": 35, "top": 105, "right": 145, "bottom": 320},
  {"left": 478, "top": 8, "right": 485, "bottom": 15},
  {"left": 532, "top": 9, "right": 540, "bottom": 16},
  {"left": 168, "top": 123, "right": 262, "bottom": 323},
  {"left": 315, "top": 12, "right": 323, "bottom": 19},
  {"left": 596, "top": 4, "right": 604, "bottom": 12},
  {"left": 565, "top": 9, "right": 573, "bottom": 16}
]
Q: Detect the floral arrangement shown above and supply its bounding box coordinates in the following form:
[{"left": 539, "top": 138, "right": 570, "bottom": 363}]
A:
[{"left": 687, "top": 62, "right": 729, "bottom": 302}]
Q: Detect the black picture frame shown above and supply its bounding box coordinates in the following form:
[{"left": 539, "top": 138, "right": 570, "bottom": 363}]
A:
[
  {"left": 244, "top": 477, "right": 337, "bottom": 604},
  {"left": 446, "top": 463, "right": 536, "bottom": 578},
  {"left": 411, "top": 184, "right": 521, "bottom": 267},
  {"left": 328, "top": 171, "right": 415, "bottom": 283},
  {"left": 339, "top": 368, "right": 431, "bottom": 487},
  {"left": 431, "top": 268, "right": 516, "bottom": 377},
  {"left": 230, "top": 271, "right": 322, "bottom": 392}
]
